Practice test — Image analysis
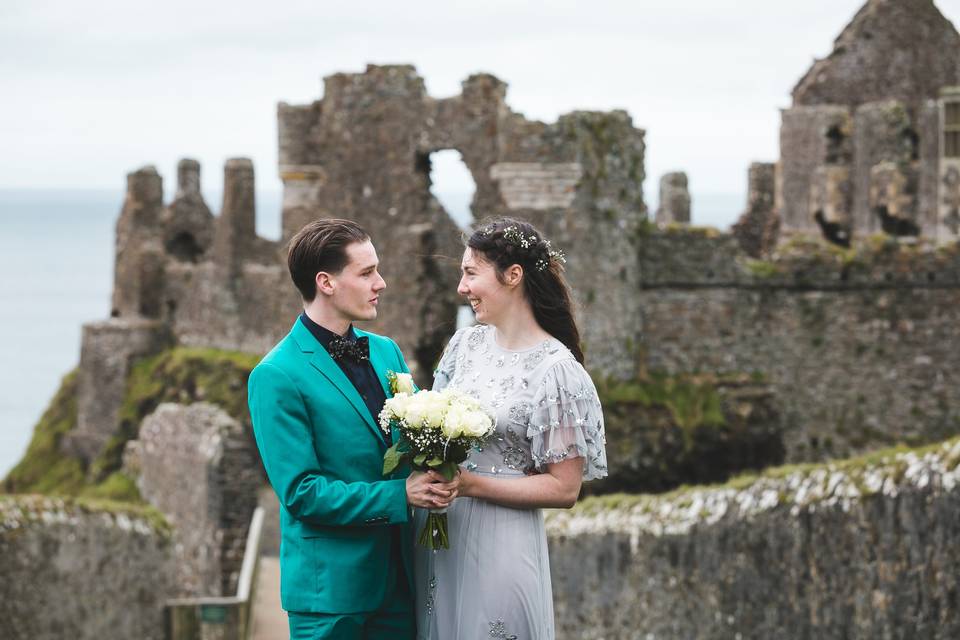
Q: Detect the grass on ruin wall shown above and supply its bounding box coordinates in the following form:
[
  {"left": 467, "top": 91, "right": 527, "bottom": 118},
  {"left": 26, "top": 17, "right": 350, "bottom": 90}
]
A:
[
  {"left": 588, "top": 371, "right": 784, "bottom": 495},
  {"left": 0, "top": 493, "right": 172, "bottom": 538},
  {"left": 2, "top": 347, "right": 260, "bottom": 502},
  {"left": 596, "top": 372, "right": 727, "bottom": 434},
  {"left": 1, "top": 370, "right": 88, "bottom": 497},
  {"left": 746, "top": 232, "right": 960, "bottom": 276}
]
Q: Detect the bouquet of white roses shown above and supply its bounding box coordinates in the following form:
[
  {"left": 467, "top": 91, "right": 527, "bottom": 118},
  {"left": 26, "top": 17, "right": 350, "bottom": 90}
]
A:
[{"left": 380, "top": 375, "right": 494, "bottom": 549}]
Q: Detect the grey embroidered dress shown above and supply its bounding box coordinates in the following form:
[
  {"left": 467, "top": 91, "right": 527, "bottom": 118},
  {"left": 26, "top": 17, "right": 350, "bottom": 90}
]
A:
[{"left": 413, "top": 324, "right": 607, "bottom": 640}]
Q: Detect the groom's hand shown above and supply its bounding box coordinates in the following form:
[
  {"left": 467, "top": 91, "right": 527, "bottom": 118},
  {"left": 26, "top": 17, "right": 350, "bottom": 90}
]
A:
[{"left": 406, "top": 471, "right": 460, "bottom": 509}]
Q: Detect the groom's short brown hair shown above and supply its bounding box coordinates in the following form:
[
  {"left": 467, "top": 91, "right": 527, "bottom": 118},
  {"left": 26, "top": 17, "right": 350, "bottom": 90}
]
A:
[{"left": 287, "top": 218, "right": 370, "bottom": 301}]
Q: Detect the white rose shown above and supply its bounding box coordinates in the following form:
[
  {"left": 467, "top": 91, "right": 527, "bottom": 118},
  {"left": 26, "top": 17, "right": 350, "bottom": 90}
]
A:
[
  {"left": 441, "top": 405, "right": 468, "bottom": 439},
  {"left": 461, "top": 409, "right": 493, "bottom": 437},
  {"left": 382, "top": 392, "right": 410, "bottom": 424},
  {"left": 393, "top": 372, "right": 415, "bottom": 395},
  {"left": 403, "top": 393, "right": 429, "bottom": 428},
  {"left": 423, "top": 393, "right": 450, "bottom": 430}
]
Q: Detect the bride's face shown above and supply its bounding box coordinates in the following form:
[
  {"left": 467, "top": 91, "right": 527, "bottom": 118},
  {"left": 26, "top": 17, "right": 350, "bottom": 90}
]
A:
[{"left": 457, "top": 248, "right": 512, "bottom": 325}]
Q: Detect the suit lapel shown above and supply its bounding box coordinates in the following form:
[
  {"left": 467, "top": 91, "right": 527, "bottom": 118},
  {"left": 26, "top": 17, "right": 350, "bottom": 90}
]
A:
[
  {"left": 293, "top": 320, "right": 387, "bottom": 448},
  {"left": 360, "top": 330, "right": 393, "bottom": 400},
  {"left": 358, "top": 329, "right": 402, "bottom": 447}
]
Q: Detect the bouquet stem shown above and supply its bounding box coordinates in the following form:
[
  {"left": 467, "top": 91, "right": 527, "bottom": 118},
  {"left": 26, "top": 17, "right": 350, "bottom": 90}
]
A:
[{"left": 418, "top": 510, "right": 449, "bottom": 550}]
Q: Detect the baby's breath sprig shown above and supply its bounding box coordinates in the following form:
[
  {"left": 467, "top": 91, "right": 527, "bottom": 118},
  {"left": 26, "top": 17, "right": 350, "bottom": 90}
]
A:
[
  {"left": 536, "top": 240, "right": 567, "bottom": 271},
  {"left": 502, "top": 225, "right": 540, "bottom": 250},
  {"left": 478, "top": 222, "right": 566, "bottom": 271}
]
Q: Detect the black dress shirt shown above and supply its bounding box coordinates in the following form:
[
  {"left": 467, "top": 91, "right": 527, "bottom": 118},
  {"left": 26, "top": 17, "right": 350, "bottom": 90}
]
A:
[{"left": 299, "top": 312, "right": 390, "bottom": 445}]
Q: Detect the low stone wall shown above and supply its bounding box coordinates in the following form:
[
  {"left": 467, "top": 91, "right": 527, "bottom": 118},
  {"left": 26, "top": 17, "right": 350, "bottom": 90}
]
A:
[
  {"left": 547, "top": 437, "right": 960, "bottom": 639},
  {"left": 0, "top": 495, "right": 175, "bottom": 640}
]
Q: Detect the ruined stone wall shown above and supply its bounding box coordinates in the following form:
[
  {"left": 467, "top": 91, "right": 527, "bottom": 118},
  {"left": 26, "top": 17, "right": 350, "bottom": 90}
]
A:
[
  {"left": 778, "top": 105, "right": 851, "bottom": 235},
  {"left": 0, "top": 496, "right": 175, "bottom": 640},
  {"left": 853, "top": 100, "right": 919, "bottom": 235},
  {"left": 779, "top": 99, "right": 938, "bottom": 244},
  {"left": 547, "top": 437, "right": 960, "bottom": 639},
  {"left": 655, "top": 172, "right": 691, "bottom": 224},
  {"left": 276, "top": 65, "right": 647, "bottom": 378},
  {"left": 637, "top": 230, "right": 960, "bottom": 463},
  {"left": 778, "top": 0, "right": 960, "bottom": 246},
  {"left": 918, "top": 99, "right": 942, "bottom": 238},
  {"left": 732, "top": 162, "right": 778, "bottom": 257},
  {"left": 106, "top": 66, "right": 646, "bottom": 393},
  {"left": 124, "top": 402, "right": 261, "bottom": 596},
  {"left": 64, "top": 318, "right": 172, "bottom": 463},
  {"left": 95, "top": 64, "right": 960, "bottom": 474}
]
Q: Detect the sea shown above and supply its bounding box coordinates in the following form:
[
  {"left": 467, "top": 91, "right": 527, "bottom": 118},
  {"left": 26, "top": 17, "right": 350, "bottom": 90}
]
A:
[{"left": 0, "top": 187, "right": 742, "bottom": 478}]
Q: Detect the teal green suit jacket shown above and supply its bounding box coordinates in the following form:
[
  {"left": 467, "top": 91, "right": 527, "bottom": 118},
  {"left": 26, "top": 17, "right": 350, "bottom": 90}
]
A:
[{"left": 248, "top": 319, "right": 413, "bottom": 614}]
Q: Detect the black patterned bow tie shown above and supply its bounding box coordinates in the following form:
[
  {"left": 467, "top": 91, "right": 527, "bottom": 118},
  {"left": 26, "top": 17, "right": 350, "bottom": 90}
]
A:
[{"left": 328, "top": 335, "right": 370, "bottom": 364}]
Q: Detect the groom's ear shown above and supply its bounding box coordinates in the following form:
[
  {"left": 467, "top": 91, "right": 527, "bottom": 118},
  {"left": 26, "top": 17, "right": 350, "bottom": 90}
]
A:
[{"left": 315, "top": 271, "right": 336, "bottom": 296}]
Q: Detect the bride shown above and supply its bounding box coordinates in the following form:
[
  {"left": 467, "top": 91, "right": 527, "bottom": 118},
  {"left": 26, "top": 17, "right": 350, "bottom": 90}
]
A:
[{"left": 414, "top": 217, "right": 608, "bottom": 640}]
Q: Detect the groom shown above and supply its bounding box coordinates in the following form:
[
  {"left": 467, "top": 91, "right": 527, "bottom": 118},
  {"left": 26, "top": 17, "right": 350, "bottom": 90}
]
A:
[{"left": 248, "top": 219, "right": 459, "bottom": 640}]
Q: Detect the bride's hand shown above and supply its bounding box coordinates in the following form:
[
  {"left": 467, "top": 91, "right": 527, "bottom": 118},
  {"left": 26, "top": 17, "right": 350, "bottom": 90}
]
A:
[{"left": 455, "top": 467, "right": 473, "bottom": 498}]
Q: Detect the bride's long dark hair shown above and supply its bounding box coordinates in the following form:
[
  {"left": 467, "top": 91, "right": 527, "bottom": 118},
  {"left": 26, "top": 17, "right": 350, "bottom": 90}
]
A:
[{"left": 466, "top": 217, "right": 584, "bottom": 364}]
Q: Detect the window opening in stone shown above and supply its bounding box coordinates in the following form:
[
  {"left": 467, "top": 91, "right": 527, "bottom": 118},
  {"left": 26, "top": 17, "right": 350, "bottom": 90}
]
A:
[
  {"left": 166, "top": 232, "right": 203, "bottom": 263},
  {"left": 945, "top": 101, "right": 960, "bottom": 158},
  {"left": 824, "top": 125, "right": 850, "bottom": 164},
  {"left": 428, "top": 150, "right": 476, "bottom": 230},
  {"left": 900, "top": 127, "right": 919, "bottom": 161},
  {"left": 813, "top": 210, "right": 851, "bottom": 247},
  {"left": 875, "top": 204, "right": 919, "bottom": 236}
]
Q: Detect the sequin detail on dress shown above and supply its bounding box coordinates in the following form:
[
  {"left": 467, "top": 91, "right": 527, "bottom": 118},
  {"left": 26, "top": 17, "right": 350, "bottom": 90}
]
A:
[
  {"left": 501, "top": 428, "right": 531, "bottom": 471},
  {"left": 467, "top": 325, "right": 489, "bottom": 351},
  {"left": 489, "top": 619, "right": 518, "bottom": 640}
]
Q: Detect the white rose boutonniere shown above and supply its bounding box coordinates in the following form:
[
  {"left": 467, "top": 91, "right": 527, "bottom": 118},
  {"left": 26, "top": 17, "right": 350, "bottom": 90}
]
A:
[{"left": 387, "top": 370, "right": 416, "bottom": 395}]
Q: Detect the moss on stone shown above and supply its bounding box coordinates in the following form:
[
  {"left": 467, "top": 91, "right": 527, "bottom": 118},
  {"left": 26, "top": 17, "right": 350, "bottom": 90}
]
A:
[
  {"left": 93, "top": 347, "right": 260, "bottom": 483},
  {"left": 662, "top": 222, "right": 722, "bottom": 238},
  {"left": 1, "top": 370, "right": 86, "bottom": 496},
  {"left": 587, "top": 371, "right": 783, "bottom": 496},
  {"left": 745, "top": 259, "right": 783, "bottom": 279},
  {"left": 775, "top": 234, "right": 859, "bottom": 266},
  {"left": 82, "top": 472, "right": 142, "bottom": 503},
  {"left": 3, "top": 346, "right": 261, "bottom": 502},
  {"left": 0, "top": 493, "right": 171, "bottom": 539},
  {"left": 596, "top": 372, "right": 726, "bottom": 434}
]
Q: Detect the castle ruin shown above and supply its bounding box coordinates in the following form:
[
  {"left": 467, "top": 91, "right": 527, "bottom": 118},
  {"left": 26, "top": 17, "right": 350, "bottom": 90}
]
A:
[
  {"left": 766, "top": 0, "right": 960, "bottom": 248},
  {"left": 9, "top": 1, "right": 960, "bottom": 638}
]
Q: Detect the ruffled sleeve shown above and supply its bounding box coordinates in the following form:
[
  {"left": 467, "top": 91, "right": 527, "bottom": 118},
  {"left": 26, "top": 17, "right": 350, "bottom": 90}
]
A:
[
  {"left": 527, "top": 359, "right": 608, "bottom": 481},
  {"left": 432, "top": 327, "right": 470, "bottom": 392}
]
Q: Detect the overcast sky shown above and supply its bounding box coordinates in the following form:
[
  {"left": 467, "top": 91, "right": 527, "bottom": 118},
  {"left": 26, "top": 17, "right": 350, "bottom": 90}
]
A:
[{"left": 3, "top": 0, "right": 960, "bottom": 225}]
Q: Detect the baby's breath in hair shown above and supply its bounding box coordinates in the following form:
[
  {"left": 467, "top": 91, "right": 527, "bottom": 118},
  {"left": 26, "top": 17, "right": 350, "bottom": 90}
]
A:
[
  {"left": 482, "top": 222, "right": 566, "bottom": 271},
  {"left": 536, "top": 240, "right": 567, "bottom": 271}
]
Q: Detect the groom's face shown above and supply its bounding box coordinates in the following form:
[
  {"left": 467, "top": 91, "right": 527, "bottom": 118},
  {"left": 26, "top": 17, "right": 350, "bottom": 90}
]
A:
[{"left": 326, "top": 240, "right": 386, "bottom": 322}]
